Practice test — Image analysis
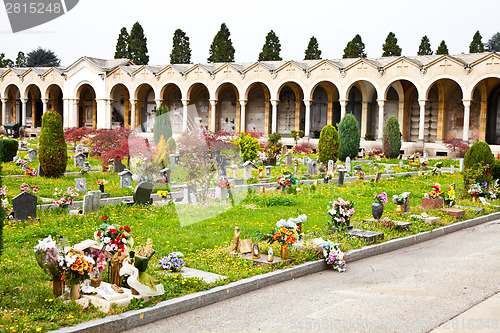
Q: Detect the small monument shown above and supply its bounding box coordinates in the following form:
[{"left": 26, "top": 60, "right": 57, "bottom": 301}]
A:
[
  {"left": 28, "top": 148, "right": 37, "bottom": 161},
  {"left": 82, "top": 191, "right": 101, "bottom": 215},
  {"left": 73, "top": 152, "right": 86, "bottom": 168},
  {"left": 118, "top": 169, "right": 133, "bottom": 187},
  {"left": 402, "top": 192, "right": 411, "bottom": 213},
  {"left": 160, "top": 168, "right": 171, "bottom": 184},
  {"left": 337, "top": 170, "right": 346, "bottom": 187},
  {"left": 133, "top": 182, "right": 154, "bottom": 205},
  {"left": 345, "top": 157, "right": 351, "bottom": 173},
  {"left": 243, "top": 161, "right": 252, "bottom": 180},
  {"left": 75, "top": 143, "right": 84, "bottom": 155},
  {"left": 74, "top": 178, "right": 87, "bottom": 193},
  {"left": 12, "top": 191, "right": 37, "bottom": 220},
  {"left": 328, "top": 160, "right": 334, "bottom": 173},
  {"left": 285, "top": 153, "right": 292, "bottom": 166},
  {"left": 265, "top": 166, "right": 272, "bottom": 177}
]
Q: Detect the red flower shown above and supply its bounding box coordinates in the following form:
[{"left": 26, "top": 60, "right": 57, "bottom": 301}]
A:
[
  {"left": 119, "top": 226, "right": 124, "bottom": 231},
  {"left": 124, "top": 226, "right": 131, "bottom": 232},
  {"left": 101, "top": 216, "right": 109, "bottom": 221},
  {"left": 96, "top": 230, "right": 101, "bottom": 237},
  {"left": 109, "top": 229, "right": 117, "bottom": 234}
]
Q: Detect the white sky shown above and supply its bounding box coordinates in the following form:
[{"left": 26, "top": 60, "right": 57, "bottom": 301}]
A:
[{"left": 0, "top": 0, "right": 499, "bottom": 67}]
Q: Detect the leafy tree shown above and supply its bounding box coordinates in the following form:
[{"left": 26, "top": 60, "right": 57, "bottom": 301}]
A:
[
  {"left": 114, "top": 27, "right": 129, "bottom": 59},
  {"left": 436, "top": 40, "right": 449, "bottom": 55},
  {"left": 236, "top": 132, "right": 260, "bottom": 162},
  {"left": 64, "top": 127, "right": 96, "bottom": 151},
  {"left": 39, "top": 110, "right": 67, "bottom": 177},
  {"left": 26, "top": 47, "right": 60, "bottom": 67},
  {"left": 304, "top": 36, "right": 322, "bottom": 60},
  {"left": 128, "top": 22, "right": 149, "bottom": 65},
  {"left": 486, "top": 32, "right": 500, "bottom": 52},
  {"left": 0, "top": 54, "right": 13, "bottom": 68},
  {"left": 0, "top": 139, "right": 18, "bottom": 162},
  {"left": 153, "top": 105, "right": 172, "bottom": 145},
  {"left": 343, "top": 34, "right": 366, "bottom": 58},
  {"left": 463, "top": 141, "right": 494, "bottom": 186},
  {"left": 258, "top": 30, "right": 282, "bottom": 61},
  {"left": 338, "top": 114, "right": 360, "bottom": 161},
  {"left": 318, "top": 124, "right": 339, "bottom": 163},
  {"left": 417, "top": 35, "right": 433, "bottom": 55},
  {"left": 207, "top": 23, "right": 235, "bottom": 63},
  {"left": 382, "top": 32, "right": 402, "bottom": 57},
  {"left": 382, "top": 116, "right": 401, "bottom": 159},
  {"left": 166, "top": 137, "right": 177, "bottom": 154},
  {"left": 469, "top": 30, "right": 485, "bottom": 53},
  {"left": 90, "top": 127, "right": 133, "bottom": 165},
  {"left": 15, "top": 51, "right": 27, "bottom": 67},
  {"left": 170, "top": 29, "right": 192, "bottom": 64}
]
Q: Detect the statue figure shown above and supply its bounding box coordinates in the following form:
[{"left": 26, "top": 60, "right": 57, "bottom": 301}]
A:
[
  {"left": 110, "top": 250, "right": 126, "bottom": 287},
  {"left": 230, "top": 227, "right": 240, "bottom": 255}
]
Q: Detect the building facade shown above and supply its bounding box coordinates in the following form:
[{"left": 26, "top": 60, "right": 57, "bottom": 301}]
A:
[{"left": 1, "top": 53, "right": 500, "bottom": 155}]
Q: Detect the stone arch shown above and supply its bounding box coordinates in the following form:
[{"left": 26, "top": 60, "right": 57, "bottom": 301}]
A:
[
  {"left": 345, "top": 80, "right": 378, "bottom": 139},
  {"left": 244, "top": 82, "right": 271, "bottom": 134},
  {"left": 24, "top": 83, "right": 43, "bottom": 128},
  {"left": 76, "top": 83, "right": 97, "bottom": 128},
  {"left": 45, "top": 84, "right": 64, "bottom": 122},
  {"left": 186, "top": 83, "right": 210, "bottom": 131},
  {"left": 3, "top": 84, "right": 21, "bottom": 125},
  {"left": 383, "top": 79, "right": 419, "bottom": 141},
  {"left": 160, "top": 83, "right": 183, "bottom": 133},
  {"left": 109, "top": 83, "right": 130, "bottom": 128},
  {"left": 134, "top": 83, "right": 156, "bottom": 132},
  {"left": 276, "top": 81, "right": 304, "bottom": 135},
  {"left": 469, "top": 76, "right": 500, "bottom": 144},
  {"left": 309, "top": 80, "right": 341, "bottom": 138},
  {"left": 215, "top": 82, "right": 240, "bottom": 132}
]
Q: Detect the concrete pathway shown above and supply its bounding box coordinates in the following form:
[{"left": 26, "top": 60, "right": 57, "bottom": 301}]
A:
[{"left": 126, "top": 220, "right": 500, "bottom": 333}]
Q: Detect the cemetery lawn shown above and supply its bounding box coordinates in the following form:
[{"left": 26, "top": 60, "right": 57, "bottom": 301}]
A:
[{"left": 2, "top": 172, "right": 498, "bottom": 332}]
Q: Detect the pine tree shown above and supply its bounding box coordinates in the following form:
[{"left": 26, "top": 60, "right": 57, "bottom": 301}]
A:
[
  {"left": 304, "top": 36, "right": 322, "bottom": 60},
  {"left": 382, "top": 32, "right": 402, "bottom": 57},
  {"left": 114, "top": 27, "right": 129, "bottom": 59},
  {"left": 207, "top": 23, "right": 235, "bottom": 63},
  {"left": 26, "top": 47, "right": 60, "bottom": 67},
  {"left": 487, "top": 32, "right": 500, "bottom": 52},
  {"left": 170, "top": 29, "right": 192, "bottom": 64},
  {"left": 15, "top": 51, "right": 26, "bottom": 67},
  {"left": 436, "top": 40, "right": 449, "bottom": 55},
  {"left": 469, "top": 30, "right": 485, "bottom": 53},
  {"left": 343, "top": 34, "right": 366, "bottom": 58},
  {"left": 258, "top": 30, "right": 282, "bottom": 61},
  {"left": 0, "top": 54, "right": 13, "bottom": 68},
  {"left": 417, "top": 35, "right": 433, "bottom": 55},
  {"left": 128, "top": 22, "right": 149, "bottom": 65}
]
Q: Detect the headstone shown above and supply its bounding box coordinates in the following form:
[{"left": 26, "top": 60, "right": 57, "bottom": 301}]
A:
[
  {"left": 113, "top": 159, "right": 126, "bottom": 173},
  {"left": 170, "top": 154, "right": 177, "bottom": 170},
  {"left": 399, "top": 161, "right": 404, "bottom": 168},
  {"left": 28, "top": 148, "right": 37, "bottom": 161},
  {"left": 281, "top": 145, "right": 288, "bottom": 155},
  {"left": 215, "top": 187, "right": 228, "bottom": 200},
  {"left": 402, "top": 192, "right": 411, "bottom": 213},
  {"left": 220, "top": 157, "right": 227, "bottom": 176},
  {"left": 74, "top": 178, "right": 87, "bottom": 193},
  {"left": 37, "top": 163, "right": 45, "bottom": 177},
  {"left": 83, "top": 191, "right": 101, "bottom": 215},
  {"left": 345, "top": 157, "right": 351, "bottom": 173},
  {"left": 12, "top": 191, "right": 37, "bottom": 221},
  {"left": 423, "top": 151, "right": 428, "bottom": 159},
  {"left": 243, "top": 161, "right": 252, "bottom": 180},
  {"left": 375, "top": 172, "right": 382, "bottom": 182},
  {"left": 450, "top": 165, "right": 455, "bottom": 174},
  {"left": 337, "top": 170, "right": 346, "bottom": 187},
  {"left": 75, "top": 144, "right": 84, "bottom": 155},
  {"left": 133, "top": 182, "right": 153, "bottom": 205},
  {"left": 285, "top": 153, "right": 292, "bottom": 166},
  {"left": 264, "top": 166, "right": 272, "bottom": 177},
  {"left": 307, "top": 159, "right": 318, "bottom": 175},
  {"left": 328, "top": 160, "right": 334, "bottom": 173},
  {"left": 160, "top": 168, "right": 171, "bottom": 184},
  {"left": 459, "top": 159, "right": 464, "bottom": 172},
  {"left": 74, "top": 152, "right": 86, "bottom": 168},
  {"left": 118, "top": 169, "right": 133, "bottom": 187},
  {"left": 303, "top": 156, "right": 308, "bottom": 165}
]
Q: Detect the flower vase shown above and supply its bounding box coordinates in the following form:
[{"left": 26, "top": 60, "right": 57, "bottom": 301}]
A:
[
  {"left": 395, "top": 204, "right": 404, "bottom": 214},
  {"left": 259, "top": 171, "right": 264, "bottom": 179},
  {"left": 372, "top": 202, "right": 384, "bottom": 220},
  {"left": 52, "top": 276, "right": 64, "bottom": 296},
  {"left": 280, "top": 245, "right": 289, "bottom": 260},
  {"left": 99, "top": 184, "right": 105, "bottom": 193},
  {"left": 69, "top": 284, "right": 80, "bottom": 300}
]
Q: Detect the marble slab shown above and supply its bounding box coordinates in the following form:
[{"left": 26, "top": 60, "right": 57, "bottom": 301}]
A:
[{"left": 162, "top": 267, "right": 227, "bottom": 284}]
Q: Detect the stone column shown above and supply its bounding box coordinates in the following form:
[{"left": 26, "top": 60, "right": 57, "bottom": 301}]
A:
[
  {"left": 398, "top": 101, "right": 404, "bottom": 137},
  {"left": 209, "top": 99, "right": 217, "bottom": 132},
  {"left": 130, "top": 99, "right": 137, "bottom": 129},
  {"left": 182, "top": 99, "right": 189, "bottom": 132},
  {"left": 42, "top": 98, "right": 49, "bottom": 114},
  {"left": 327, "top": 100, "right": 333, "bottom": 125},
  {"left": 479, "top": 100, "right": 487, "bottom": 141},
  {"left": 96, "top": 99, "right": 111, "bottom": 129},
  {"left": 339, "top": 99, "right": 347, "bottom": 120},
  {"left": 304, "top": 99, "right": 312, "bottom": 137},
  {"left": 1, "top": 98, "right": 7, "bottom": 124},
  {"left": 30, "top": 98, "right": 35, "bottom": 128},
  {"left": 271, "top": 99, "right": 279, "bottom": 133},
  {"left": 377, "top": 99, "right": 385, "bottom": 140},
  {"left": 72, "top": 99, "right": 79, "bottom": 128},
  {"left": 239, "top": 99, "right": 247, "bottom": 132},
  {"left": 21, "top": 98, "right": 28, "bottom": 127},
  {"left": 462, "top": 99, "right": 471, "bottom": 143},
  {"left": 418, "top": 100, "right": 426, "bottom": 142},
  {"left": 361, "top": 101, "right": 368, "bottom": 138},
  {"left": 436, "top": 100, "right": 445, "bottom": 142}
]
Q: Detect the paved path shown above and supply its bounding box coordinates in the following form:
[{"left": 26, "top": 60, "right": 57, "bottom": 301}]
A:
[{"left": 127, "top": 220, "right": 500, "bottom": 333}]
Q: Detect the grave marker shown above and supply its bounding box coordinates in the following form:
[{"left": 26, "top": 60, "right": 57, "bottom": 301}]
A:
[
  {"left": 113, "top": 159, "right": 126, "bottom": 173},
  {"left": 450, "top": 165, "right": 454, "bottom": 174},
  {"left": 345, "top": 157, "right": 351, "bottom": 172},
  {"left": 159, "top": 168, "right": 171, "bottom": 184},
  {"left": 285, "top": 153, "right": 292, "bottom": 166},
  {"left": 402, "top": 192, "right": 411, "bottom": 213},
  {"left": 337, "top": 170, "right": 346, "bottom": 187},
  {"left": 74, "top": 178, "right": 87, "bottom": 193},
  {"left": 28, "top": 148, "right": 37, "bottom": 160},
  {"left": 328, "top": 160, "right": 334, "bottom": 173},
  {"left": 265, "top": 166, "right": 272, "bottom": 177},
  {"left": 375, "top": 172, "right": 382, "bottom": 182},
  {"left": 75, "top": 144, "right": 84, "bottom": 155},
  {"left": 118, "top": 169, "right": 133, "bottom": 187},
  {"left": 243, "top": 161, "right": 252, "bottom": 180},
  {"left": 459, "top": 158, "right": 464, "bottom": 172},
  {"left": 83, "top": 191, "right": 101, "bottom": 215},
  {"left": 12, "top": 191, "right": 37, "bottom": 221},
  {"left": 73, "top": 152, "right": 86, "bottom": 168},
  {"left": 133, "top": 182, "right": 153, "bottom": 205},
  {"left": 37, "top": 163, "right": 45, "bottom": 177}
]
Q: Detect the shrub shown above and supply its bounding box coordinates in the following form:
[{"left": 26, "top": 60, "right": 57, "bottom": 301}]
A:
[
  {"left": 318, "top": 124, "right": 339, "bottom": 164},
  {"left": 153, "top": 105, "right": 172, "bottom": 145},
  {"left": 338, "top": 114, "right": 360, "bottom": 161},
  {"left": 266, "top": 133, "right": 282, "bottom": 165},
  {"left": 236, "top": 132, "right": 260, "bottom": 162},
  {"left": 0, "top": 138, "right": 18, "bottom": 162},
  {"left": 493, "top": 159, "right": 500, "bottom": 181},
  {"left": 166, "top": 137, "right": 177, "bottom": 154},
  {"left": 64, "top": 127, "right": 96, "bottom": 150},
  {"left": 90, "top": 128, "right": 133, "bottom": 164},
  {"left": 153, "top": 135, "right": 169, "bottom": 168},
  {"left": 258, "top": 195, "right": 296, "bottom": 207},
  {"left": 383, "top": 116, "right": 401, "bottom": 159},
  {"left": 463, "top": 141, "right": 494, "bottom": 186},
  {"left": 39, "top": 110, "right": 67, "bottom": 177},
  {"left": 290, "top": 130, "right": 304, "bottom": 145},
  {"left": 364, "top": 132, "right": 374, "bottom": 141},
  {"left": 445, "top": 139, "right": 470, "bottom": 158}
]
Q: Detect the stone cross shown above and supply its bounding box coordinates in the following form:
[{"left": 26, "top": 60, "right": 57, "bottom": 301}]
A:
[
  {"left": 345, "top": 157, "right": 351, "bottom": 173},
  {"left": 73, "top": 152, "right": 86, "bottom": 168},
  {"left": 28, "top": 148, "right": 37, "bottom": 161},
  {"left": 243, "top": 161, "right": 252, "bottom": 180},
  {"left": 285, "top": 153, "right": 292, "bottom": 166},
  {"left": 328, "top": 160, "right": 334, "bottom": 173},
  {"left": 133, "top": 181, "right": 153, "bottom": 205},
  {"left": 118, "top": 169, "right": 133, "bottom": 187},
  {"left": 12, "top": 191, "right": 37, "bottom": 221},
  {"left": 83, "top": 191, "right": 101, "bottom": 215},
  {"left": 74, "top": 178, "right": 87, "bottom": 193}
]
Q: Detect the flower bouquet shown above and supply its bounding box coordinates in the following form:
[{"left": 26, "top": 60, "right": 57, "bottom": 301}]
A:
[
  {"left": 323, "top": 241, "right": 346, "bottom": 272},
  {"left": 59, "top": 247, "right": 95, "bottom": 299},
  {"left": 159, "top": 252, "right": 185, "bottom": 272},
  {"left": 255, "top": 215, "right": 305, "bottom": 259},
  {"left": 34, "top": 236, "right": 65, "bottom": 295},
  {"left": 373, "top": 192, "right": 388, "bottom": 205},
  {"left": 422, "top": 183, "right": 444, "bottom": 209},
  {"left": 424, "top": 183, "right": 442, "bottom": 199},
  {"left": 20, "top": 182, "right": 39, "bottom": 194},
  {"left": 157, "top": 190, "right": 169, "bottom": 200},
  {"left": 94, "top": 216, "right": 133, "bottom": 254},
  {"left": 392, "top": 193, "right": 407, "bottom": 205},
  {"left": 52, "top": 187, "right": 79, "bottom": 208},
  {"left": 444, "top": 186, "right": 456, "bottom": 206},
  {"left": 96, "top": 179, "right": 108, "bottom": 186},
  {"left": 468, "top": 182, "right": 489, "bottom": 199},
  {"left": 328, "top": 197, "right": 355, "bottom": 231},
  {"left": 277, "top": 171, "right": 299, "bottom": 191}
]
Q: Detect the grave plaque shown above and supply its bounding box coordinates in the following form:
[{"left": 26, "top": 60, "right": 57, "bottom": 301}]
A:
[
  {"left": 238, "top": 239, "right": 252, "bottom": 254},
  {"left": 118, "top": 169, "right": 133, "bottom": 187},
  {"left": 345, "top": 157, "right": 351, "bottom": 173},
  {"left": 328, "top": 160, "right": 334, "bottom": 173},
  {"left": 83, "top": 191, "right": 101, "bottom": 215},
  {"left": 12, "top": 191, "right": 37, "bottom": 221},
  {"left": 28, "top": 148, "right": 37, "bottom": 161},
  {"left": 75, "top": 178, "right": 87, "bottom": 193},
  {"left": 285, "top": 153, "right": 292, "bottom": 166},
  {"left": 337, "top": 170, "right": 346, "bottom": 187},
  {"left": 133, "top": 181, "right": 153, "bottom": 205},
  {"left": 307, "top": 159, "right": 318, "bottom": 175},
  {"left": 73, "top": 152, "right": 86, "bottom": 168}
]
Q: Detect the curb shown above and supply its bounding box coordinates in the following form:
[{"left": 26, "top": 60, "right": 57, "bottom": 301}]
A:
[{"left": 52, "top": 209, "right": 500, "bottom": 333}]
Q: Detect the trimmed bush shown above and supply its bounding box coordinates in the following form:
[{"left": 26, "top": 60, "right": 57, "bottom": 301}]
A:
[
  {"left": 338, "top": 114, "right": 360, "bottom": 161},
  {"left": 0, "top": 138, "right": 18, "bottom": 162},
  {"left": 153, "top": 105, "right": 172, "bottom": 145},
  {"left": 383, "top": 116, "right": 401, "bottom": 159},
  {"left": 236, "top": 132, "right": 260, "bottom": 162},
  {"left": 39, "top": 110, "right": 67, "bottom": 177},
  {"left": 463, "top": 141, "right": 494, "bottom": 186},
  {"left": 166, "top": 137, "right": 177, "bottom": 154},
  {"left": 493, "top": 159, "right": 500, "bottom": 181},
  {"left": 318, "top": 124, "right": 339, "bottom": 164}
]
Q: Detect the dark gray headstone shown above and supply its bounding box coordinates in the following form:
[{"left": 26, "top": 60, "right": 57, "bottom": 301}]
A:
[
  {"left": 83, "top": 191, "right": 101, "bottom": 215},
  {"left": 75, "top": 178, "right": 87, "bottom": 193},
  {"left": 337, "top": 170, "right": 346, "bottom": 187},
  {"left": 285, "top": 153, "right": 292, "bottom": 166},
  {"left": 113, "top": 159, "right": 126, "bottom": 173},
  {"left": 118, "top": 169, "right": 133, "bottom": 187},
  {"left": 12, "top": 191, "right": 37, "bottom": 220},
  {"left": 133, "top": 181, "right": 153, "bottom": 205}
]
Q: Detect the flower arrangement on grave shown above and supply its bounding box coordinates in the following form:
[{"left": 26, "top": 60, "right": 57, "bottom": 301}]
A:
[
  {"left": 355, "top": 170, "right": 365, "bottom": 180},
  {"left": 371, "top": 192, "right": 387, "bottom": 220},
  {"left": 0, "top": 185, "right": 10, "bottom": 213},
  {"left": 59, "top": 247, "right": 95, "bottom": 286},
  {"left": 217, "top": 175, "right": 234, "bottom": 189},
  {"left": 325, "top": 171, "right": 335, "bottom": 180},
  {"left": 34, "top": 235, "right": 64, "bottom": 279},
  {"left": 96, "top": 179, "right": 108, "bottom": 186},
  {"left": 392, "top": 193, "right": 407, "bottom": 205},
  {"left": 467, "top": 182, "right": 490, "bottom": 199},
  {"left": 128, "top": 238, "right": 159, "bottom": 289},
  {"left": 408, "top": 152, "right": 421, "bottom": 168},
  {"left": 20, "top": 182, "right": 39, "bottom": 195},
  {"left": 318, "top": 162, "right": 327, "bottom": 175},
  {"left": 322, "top": 241, "right": 346, "bottom": 272},
  {"left": 424, "top": 183, "right": 442, "bottom": 199},
  {"left": 157, "top": 190, "right": 169, "bottom": 198},
  {"left": 373, "top": 192, "right": 388, "bottom": 205},
  {"left": 23, "top": 167, "right": 37, "bottom": 176},
  {"left": 255, "top": 215, "right": 306, "bottom": 256},
  {"left": 328, "top": 198, "right": 355, "bottom": 231},
  {"left": 94, "top": 216, "right": 133, "bottom": 254},
  {"left": 91, "top": 250, "right": 107, "bottom": 282},
  {"left": 159, "top": 251, "right": 185, "bottom": 272},
  {"left": 277, "top": 171, "right": 299, "bottom": 191},
  {"left": 52, "top": 187, "right": 79, "bottom": 208},
  {"left": 443, "top": 186, "right": 456, "bottom": 207}
]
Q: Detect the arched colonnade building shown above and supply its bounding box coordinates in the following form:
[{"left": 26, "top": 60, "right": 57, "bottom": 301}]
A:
[{"left": 2, "top": 53, "right": 500, "bottom": 155}]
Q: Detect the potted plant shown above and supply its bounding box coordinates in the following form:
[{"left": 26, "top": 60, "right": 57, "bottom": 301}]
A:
[
  {"left": 372, "top": 192, "right": 387, "bottom": 220},
  {"left": 256, "top": 215, "right": 305, "bottom": 260},
  {"left": 422, "top": 183, "right": 444, "bottom": 209},
  {"left": 96, "top": 179, "right": 107, "bottom": 193},
  {"left": 159, "top": 252, "right": 185, "bottom": 272},
  {"left": 392, "top": 193, "right": 407, "bottom": 214},
  {"left": 328, "top": 197, "right": 355, "bottom": 232}
]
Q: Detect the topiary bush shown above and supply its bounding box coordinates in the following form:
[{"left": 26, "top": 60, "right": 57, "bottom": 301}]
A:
[
  {"left": 0, "top": 138, "right": 18, "bottom": 162},
  {"left": 236, "top": 132, "right": 260, "bottom": 162},
  {"left": 463, "top": 141, "right": 494, "bottom": 186},
  {"left": 318, "top": 124, "right": 339, "bottom": 164},
  {"left": 338, "top": 114, "right": 360, "bottom": 161},
  {"left": 153, "top": 105, "right": 172, "bottom": 145},
  {"left": 492, "top": 159, "right": 500, "bottom": 181},
  {"left": 166, "top": 136, "right": 177, "bottom": 154},
  {"left": 383, "top": 116, "right": 401, "bottom": 159},
  {"left": 39, "top": 110, "right": 67, "bottom": 177}
]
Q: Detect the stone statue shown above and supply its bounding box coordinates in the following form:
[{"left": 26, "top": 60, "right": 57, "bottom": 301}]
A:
[
  {"left": 230, "top": 227, "right": 240, "bottom": 255},
  {"left": 110, "top": 250, "right": 126, "bottom": 287}
]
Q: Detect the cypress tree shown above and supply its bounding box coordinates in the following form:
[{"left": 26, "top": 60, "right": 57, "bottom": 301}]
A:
[
  {"left": 382, "top": 32, "right": 402, "bottom": 57},
  {"left": 39, "top": 110, "right": 67, "bottom": 177},
  {"left": 338, "top": 114, "right": 360, "bottom": 161},
  {"left": 382, "top": 116, "right": 401, "bottom": 159},
  {"left": 304, "top": 36, "right": 322, "bottom": 60},
  {"left": 115, "top": 27, "right": 129, "bottom": 59},
  {"left": 417, "top": 35, "right": 433, "bottom": 55},
  {"left": 318, "top": 124, "right": 339, "bottom": 163},
  {"left": 487, "top": 32, "right": 500, "bottom": 52},
  {"left": 469, "top": 30, "right": 485, "bottom": 53},
  {"left": 153, "top": 105, "right": 172, "bottom": 145},
  {"left": 258, "top": 30, "right": 282, "bottom": 61},
  {"left": 128, "top": 22, "right": 149, "bottom": 65},
  {"left": 207, "top": 23, "right": 235, "bottom": 63},
  {"left": 170, "top": 29, "right": 192, "bottom": 64},
  {"left": 343, "top": 34, "right": 367, "bottom": 58},
  {"left": 15, "top": 51, "right": 26, "bottom": 67},
  {"left": 436, "top": 40, "right": 449, "bottom": 55}
]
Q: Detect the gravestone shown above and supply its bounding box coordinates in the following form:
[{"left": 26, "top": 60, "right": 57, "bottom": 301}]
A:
[
  {"left": 303, "top": 156, "right": 308, "bottom": 165},
  {"left": 12, "top": 191, "right": 37, "bottom": 221},
  {"left": 307, "top": 159, "right": 317, "bottom": 175},
  {"left": 74, "top": 178, "right": 87, "bottom": 193},
  {"left": 337, "top": 170, "right": 346, "bottom": 187},
  {"left": 118, "top": 169, "right": 133, "bottom": 187},
  {"left": 285, "top": 153, "right": 292, "bottom": 166},
  {"left": 402, "top": 192, "right": 411, "bottom": 213},
  {"left": 219, "top": 157, "right": 227, "bottom": 176},
  {"left": 159, "top": 168, "right": 171, "bottom": 184},
  {"left": 360, "top": 148, "right": 365, "bottom": 158},
  {"left": 113, "top": 159, "right": 126, "bottom": 173},
  {"left": 215, "top": 187, "right": 228, "bottom": 200},
  {"left": 37, "top": 163, "right": 45, "bottom": 177},
  {"left": 375, "top": 172, "right": 382, "bottom": 182},
  {"left": 83, "top": 191, "right": 101, "bottom": 215},
  {"left": 282, "top": 145, "right": 287, "bottom": 155},
  {"left": 399, "top": 161, "right": 404, "bottom": 168},
  {"left": 170, "top": 154, "right": 178, "bottom": 170},
  {"left": 75, "top": 144, "right": 84, "bottom": 155},
  {"left": 328, "top": 160, "right": 334, "bottom": 173},
  {"left": 74, "top": 152, "right": 86, "bottom": 168},
  {"left": 345, "top": 157, "right": 351, "bottom": 173},
  {"left": 28, "top": 148, "right": 37, "bottom": 161},
  {"left": 265, "top": 166, "right": 272, "bottom": 177},
  {"left": 459, "top": 159, "right": 464, "bottom": 172},
  {"left": 133, "top": 182, "right": 153, "bottom": 205},
  {"left": 243, "top": 161, "right": 252, "bottom": 180},
  {"left": 450, "top": 165, "right": 455, "bottom": 174}
]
